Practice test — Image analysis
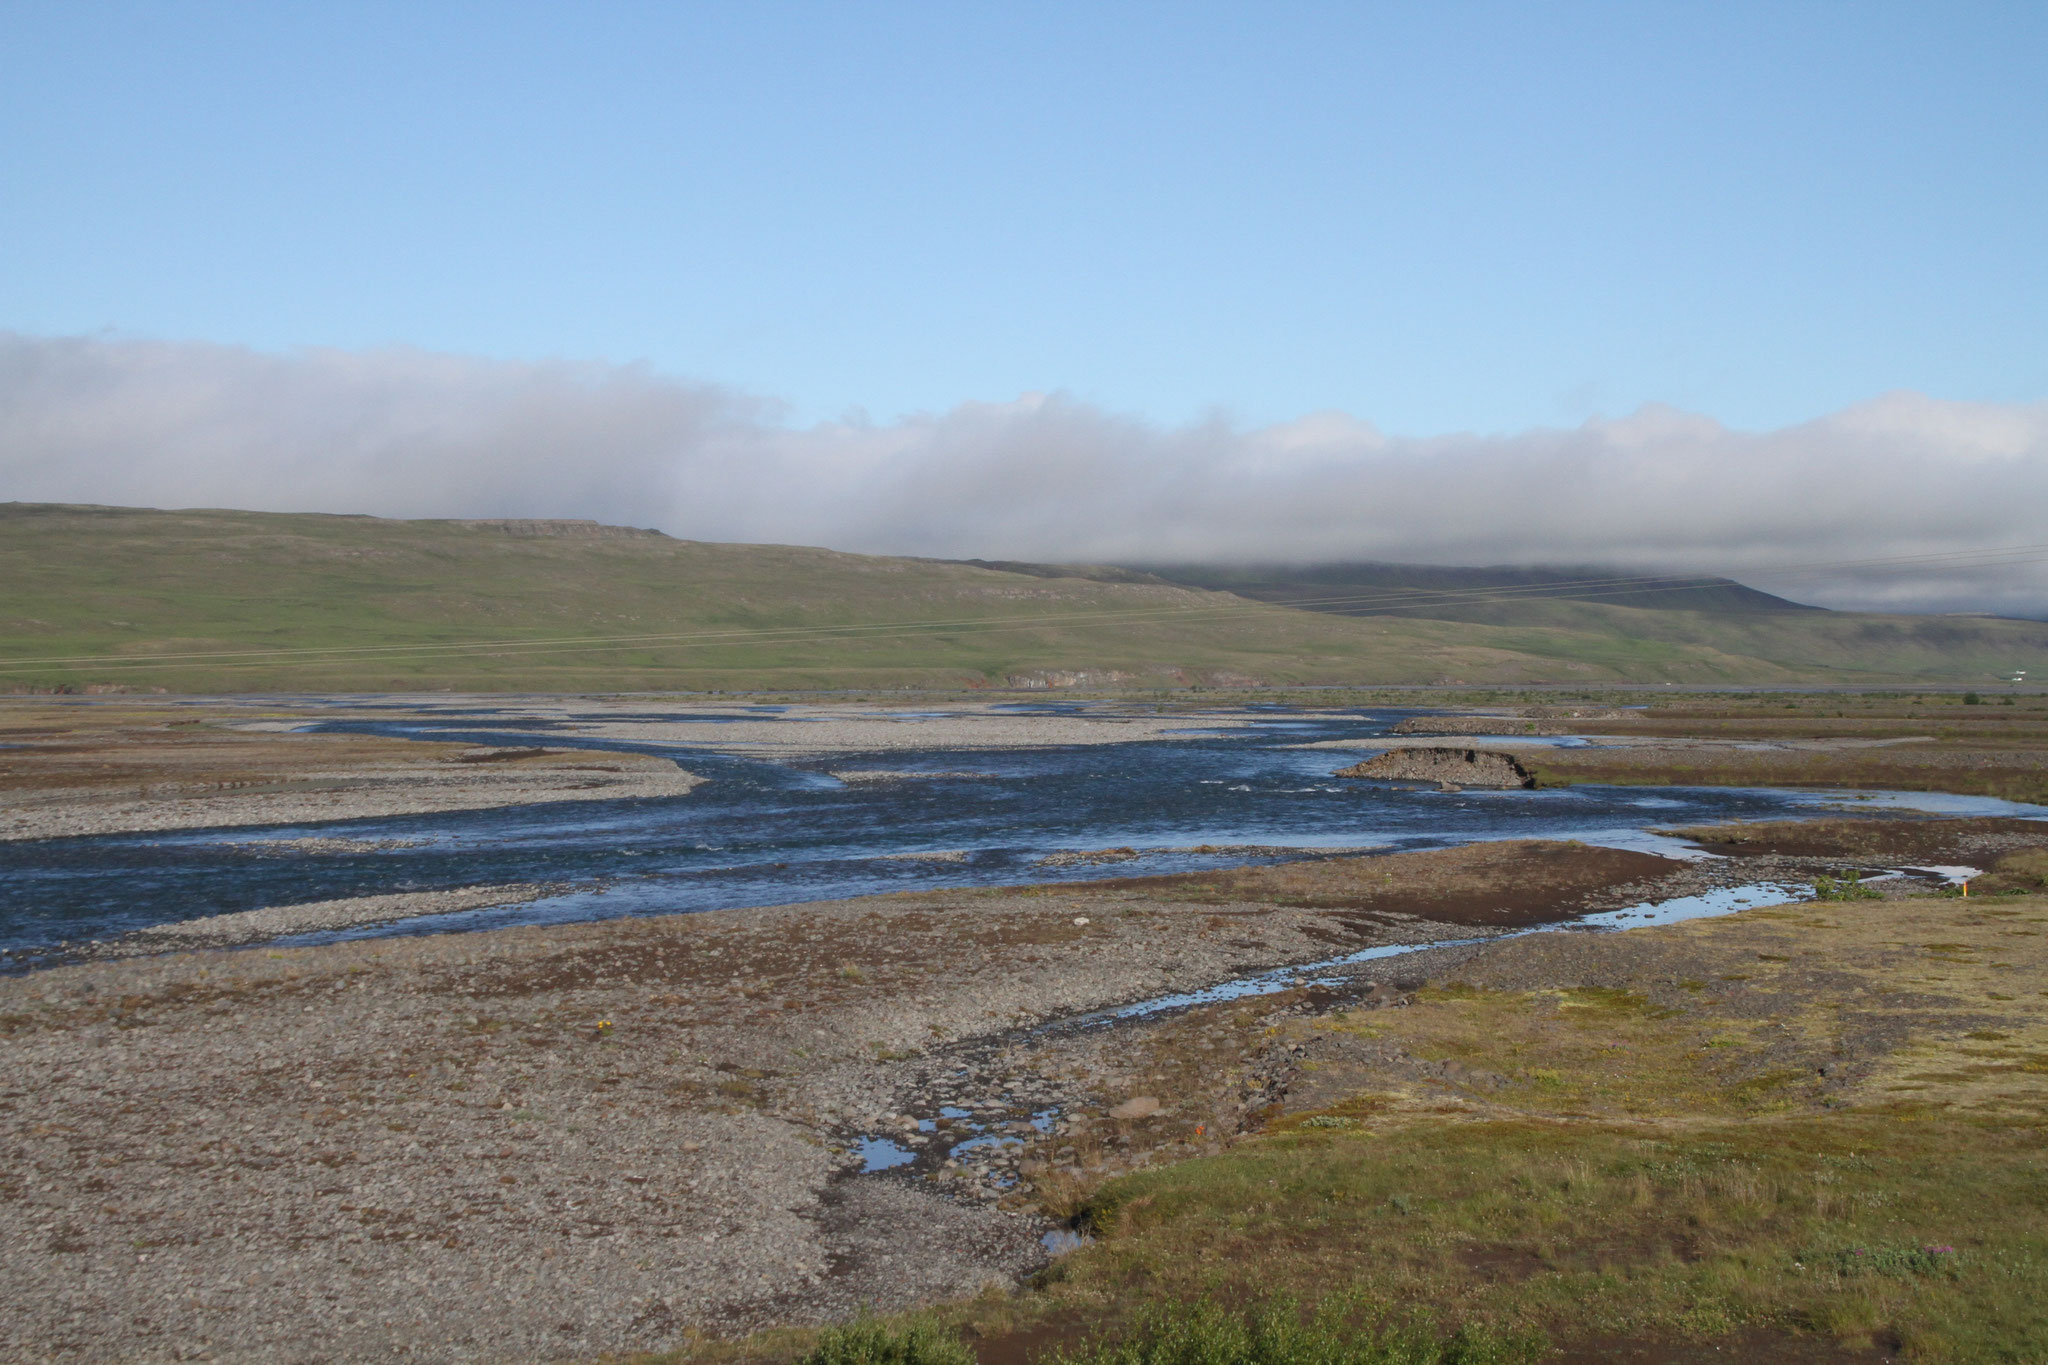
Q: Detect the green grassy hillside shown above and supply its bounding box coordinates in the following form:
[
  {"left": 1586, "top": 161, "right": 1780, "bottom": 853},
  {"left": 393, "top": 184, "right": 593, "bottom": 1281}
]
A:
[{"left": 1, "top": 503, "right": 2042, "bottom": 692}]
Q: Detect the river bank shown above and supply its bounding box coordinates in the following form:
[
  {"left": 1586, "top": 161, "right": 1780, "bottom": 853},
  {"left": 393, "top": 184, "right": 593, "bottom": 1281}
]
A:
[
  {"left": 0, "top": 701, "right": 704, "bottom": 841},
  {"left": 6, "top": 822, "right": 2039, "bottom": 1364}
]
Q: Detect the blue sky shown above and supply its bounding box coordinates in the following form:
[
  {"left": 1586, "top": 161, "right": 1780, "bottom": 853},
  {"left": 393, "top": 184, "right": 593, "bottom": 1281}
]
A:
[{"left": 3, "top": 1, "right": 2043, "bottom": 435}]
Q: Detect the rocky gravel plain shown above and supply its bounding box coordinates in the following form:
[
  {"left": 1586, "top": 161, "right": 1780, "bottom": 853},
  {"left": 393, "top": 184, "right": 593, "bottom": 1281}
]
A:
[
  {"left": 2, "top": 745, "right": 703, "bottom": 842},
  {"left": 73, "top": 884, "right": 566, "bottom": 962},
  {"left": 0, "top": 855, "right": 1426, "bottom": 1363},
  {"left": 3, "top": 827, "right": 1971, "bottom": 1365}
]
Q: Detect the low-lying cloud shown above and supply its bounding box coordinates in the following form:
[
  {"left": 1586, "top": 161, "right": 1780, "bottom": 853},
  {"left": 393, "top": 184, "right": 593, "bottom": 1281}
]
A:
[{"left": 5, "top": 332, "right": 2046, "bottom": 615}]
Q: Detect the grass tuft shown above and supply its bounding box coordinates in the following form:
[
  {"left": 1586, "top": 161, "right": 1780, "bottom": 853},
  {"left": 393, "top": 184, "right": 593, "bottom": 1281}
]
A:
[
  {"left": 1048, "top": 1298, "right": 1545, "bottom": 1365},
  {"left": 1809, "top": 1243, "right": 1964, "bottom": 1280}
]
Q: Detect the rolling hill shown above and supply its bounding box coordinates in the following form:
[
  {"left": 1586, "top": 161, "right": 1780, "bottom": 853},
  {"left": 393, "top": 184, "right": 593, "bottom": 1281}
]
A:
[{"left": 1, "top": 503, "right": 2043, "bottom": 692}]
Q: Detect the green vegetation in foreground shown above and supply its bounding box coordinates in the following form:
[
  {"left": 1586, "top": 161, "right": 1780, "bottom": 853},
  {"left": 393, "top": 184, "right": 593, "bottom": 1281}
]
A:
[
  {"left": 1020, "top": 946, "right": 2048, "bottom": 1360},
  {"left": 1043, "top": 1114, "right": 2044, "bottom": 1361},
  {"left": 1045, "top": 1299, "right": 1543, "bottom": 1365},
  {"left": 791, "top": 1300, "right": 1540, "bottom": 1365},
  {"left": 800, "top": 1319, "right": 975, "bottom": 1365},
  {"left": 641, "top": 884, "right": 2048, "bottom": 1365},
  {"left": 4, "top": 503, "right": 2045, "bottom": 691},
  {"left": 645, "top": 1107, "right": 2048, "bottom": 1365}
]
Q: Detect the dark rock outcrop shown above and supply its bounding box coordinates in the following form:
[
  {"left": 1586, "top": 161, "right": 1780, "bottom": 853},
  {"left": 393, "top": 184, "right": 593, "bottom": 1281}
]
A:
[{"left": 1335, "top": 746, "right": 1536, "bottom": 790}]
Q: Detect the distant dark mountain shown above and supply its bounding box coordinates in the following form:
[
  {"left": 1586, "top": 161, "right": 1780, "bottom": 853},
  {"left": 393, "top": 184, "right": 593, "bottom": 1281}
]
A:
[
  {"left": 942, "top": 559, "right": 1174, "bottom": 587},
  {"left": 1127, "top": 562, "right": 1821, "bottom": 618},
  {"left": 946, "top": 558, "right": 1819, "bottom": 617}
]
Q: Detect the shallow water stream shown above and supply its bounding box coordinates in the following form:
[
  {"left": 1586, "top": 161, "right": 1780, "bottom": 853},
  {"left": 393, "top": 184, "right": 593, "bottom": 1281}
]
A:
[{"left": 3, "top": 701, "right": 2041, "bottom": 958}]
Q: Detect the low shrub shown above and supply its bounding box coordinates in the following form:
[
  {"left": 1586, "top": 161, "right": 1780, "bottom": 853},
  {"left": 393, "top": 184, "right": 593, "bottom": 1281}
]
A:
[
  {"left": 1811, "top": 871, "right": 1881, "bottom": 901},
  {"left": 1810, "top": 1243, "right": 1963, "bottom": 1279},
  {"left": 800, "top": 1317, "right": 974, "bottom": 1365}
]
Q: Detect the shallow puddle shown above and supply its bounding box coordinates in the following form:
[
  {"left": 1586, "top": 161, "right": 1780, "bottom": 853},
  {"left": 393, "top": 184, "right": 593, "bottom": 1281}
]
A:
[
  {"left": 1574, "top": 881, "right": 1811, "bottom": 930},
  {"left": 853, "top": 1136, "right": 917, "bottom": 1173},
  {"left": 1904, "top": 864, "right": 1981, "bottom": 884}
]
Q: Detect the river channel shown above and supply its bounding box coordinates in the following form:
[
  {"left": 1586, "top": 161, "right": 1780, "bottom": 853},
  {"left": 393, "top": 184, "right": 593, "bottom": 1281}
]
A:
[{"left": 4, "top": 701, "right": 2040, "bottom": 960}]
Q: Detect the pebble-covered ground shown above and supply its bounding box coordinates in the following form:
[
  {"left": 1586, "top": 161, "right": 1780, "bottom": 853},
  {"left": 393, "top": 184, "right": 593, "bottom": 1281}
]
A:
[
  {"left": 0, "top": 835, "right": 1803, "bottom": 1364},
  {"left": 1, "top": 828, "right": 1957, "bottom": 1365},
  {"left": 2, "top": 719, "right": 704, "bottom": 841}
]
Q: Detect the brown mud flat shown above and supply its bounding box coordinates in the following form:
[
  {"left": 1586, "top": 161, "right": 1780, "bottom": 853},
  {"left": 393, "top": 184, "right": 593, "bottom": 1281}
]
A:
[
  {"left": 1084, "top": 839, "right": 1683, "bottom": 930},
  {"left": 1504, "top": 694, "right": 2048, "bottom": 807},
  {"left": 1659, "top": 815, "right": 2048, "bottom": 864},
  {"left": 0, "top": 837, "right": 1813, "bottom": 1365},
  {"left": 1525, "top": 739, "right": 2048, "bottom": 807}
]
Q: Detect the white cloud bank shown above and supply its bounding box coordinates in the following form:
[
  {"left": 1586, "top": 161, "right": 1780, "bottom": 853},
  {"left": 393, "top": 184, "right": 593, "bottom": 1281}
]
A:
[{"left": 4, "top": 332, "right": 2046, "bottom": 615}]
